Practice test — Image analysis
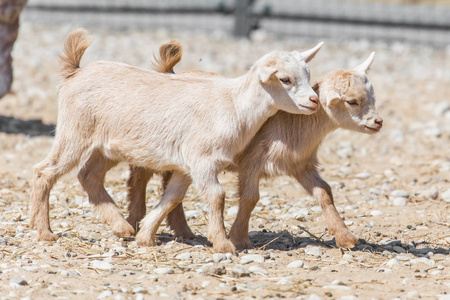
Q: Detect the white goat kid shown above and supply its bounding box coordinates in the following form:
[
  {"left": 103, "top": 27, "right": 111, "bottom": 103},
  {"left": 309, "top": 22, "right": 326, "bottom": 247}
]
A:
[
  {"left": 29, "top": 29, "right": 323, "bottom": 253},
  {"left": 126, "top": 49, "right": 382, "bottom": 250},
  {"left": 128, "top": 44, "right": 383, "bottom": 249}
]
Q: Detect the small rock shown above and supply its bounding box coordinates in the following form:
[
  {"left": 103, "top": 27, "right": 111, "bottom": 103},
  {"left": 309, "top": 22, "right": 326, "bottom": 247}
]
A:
[
  {"left": 90, "top": 260, "right": 114, "bottom": 271},
  {"left": 392, "top": 197, "right": 407, "bottom": 206},
  {"left": 232, "top": 265, "right": 250, "bottom": 278},
  {"left": 202, "top": 265, "right": 226, "bottom": 276},
  {"left": 385, "top": 259, "right": 400, "bottom": 270},
  {"left": 248, "top": 265, "right": 268, "bottom": 275},
  {"left": 201, "top": 280, "right": 210, "bottom": 288},
  {"left": 185, "top": 210, "right": 202, "bottom": 219},
  {"left": 339, "top": 296, "right": 358, "bottom": 300},
  {"left": 277, "top": 278, "right": 291, "bottom": 285},
  {"left": 227, "top": 206, "right": 239, "bottom": 218},
  {"left": 132, "top": 287, "right": 147, "bottom": 294},
  {"left": 419, "top": 188, "right": 439, "bottom": 200},
  {"left": 287, "top": 260, "right": 305, "bottom": 269},
  {"left": 175, "top": 253, "right": 192, "bottom": 261},
  {"left": 22, "top": 266, "right": 40, "bottom": 272},
  {"left": 396, "top": 255, "right": 411, "bottom": 261},
  {"left": 393, "top": 246, "right": 406, "bottom": 253},
  {"left": 308, "top": 295, "right": 323, "bottom": 300},
  {"left": 154, "top": 267, "right": 174, "bottom": 275},
  {"left": 410, "top": 257, "right": 435, "bottom": 267},
  {"left": 439, "top": 295, "right": 450, "bottom": 300},
  {"left": 370, "top": 210, "right": 383, "bottom": 216},
  {"left": 213, "top": 253, "right": 228, "bottom": 263},
  {"left": 305, "top": 247, "right": 322, "bottom": 257},
  {"left": 441, "top": 189, "right": 450, "bottom": 203},
  {"left": 340, "top": 167, "right": 353, "bottom": 175},
  {"left": 0, "top": 237, "right": 6, "bottom": 245},
  {"left": 16, "top": 225, "right": 26, "bottom": 233},
  {"left": 356, "top": 172, "right": 371, "bottom": 179},
  {"left": 98, "top": 290, "right": 113, "bottom": 299},
  {"left": 9, "top": 278, "right": 28, "bottom": 286},
  {"left": 402, "top": 278, "right": 412, "bottom": 284},
  {"left": 391, "top": 190, "right": 409, "bottom": 198},
  {"left": 240, "top": 254, "right": 264, "bottom": 264},
  {"left": 406, "top": 290, "right": 419, "bottom": 299}
]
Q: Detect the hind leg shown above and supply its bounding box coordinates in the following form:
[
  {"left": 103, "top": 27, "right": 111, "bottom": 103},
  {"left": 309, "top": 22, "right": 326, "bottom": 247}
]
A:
[
  {"left": 126, "top": 165, "right": 153, "bottom": 232},
  {"left": 30, "top": 137, "right": 87, "bottom": 241},
  {"left": 78, "top": 150, "right": 135, "bottom": 238},
  {"left": 136, "top": 171, "right": 191, "bottom": 247}
]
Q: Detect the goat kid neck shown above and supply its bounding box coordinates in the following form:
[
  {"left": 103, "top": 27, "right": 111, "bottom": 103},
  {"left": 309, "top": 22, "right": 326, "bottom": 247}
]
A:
[{"left": 229, "top": 74, "right": 280, "bottom": 153}]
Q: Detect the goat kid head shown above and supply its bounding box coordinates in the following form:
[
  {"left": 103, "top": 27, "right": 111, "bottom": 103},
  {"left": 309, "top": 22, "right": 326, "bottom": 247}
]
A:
[
  {"left": 256, "top": 42, "right": 323, "bottom": 115},
  {"left": 320, "top": 52, "right": 383, "bottom": 134}
]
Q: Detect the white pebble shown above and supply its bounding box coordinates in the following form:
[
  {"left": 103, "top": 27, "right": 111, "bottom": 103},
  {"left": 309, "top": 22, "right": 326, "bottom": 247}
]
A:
[
  {"left": 98, "top": 290, "right": 113, "bottom": 299},
  {"left": 370, "top": 210, "right": 383, "bottom": 216},
  {"left": 392, "top": 197, "right": 407, "bottom": 206},
  {"left": 154, "top": 267, "right": 174, "bottom": 275},
  {"left": 176, "top": 253, "right": 192, "bottom": 261},
  {"left": 287, "top": 260, "right": 305, "bottom": 269},
  {"left": 277, "top": 278, "right": 291, "bottom": 285},
  {"left": 22, "top": 266, "right": 40, "bottom": 272},
  {"left": 248, "top": 265, "right": 268, "bottom": 275},
  {"left": 308, "top": 295, "right": 323, "bottom": 300},
  {"left": 213, "top": 253, "right": 227, "bottom": 263},
  {"left": 410, "top": 257, "right": 435, "bottom": 267},
  {"left": 240, "top": 254, "right": 264, "bottom": 264},
  {"left": 356, "top": 172, "right": 371, "bottom": 179},
  {"left": 90, "top": 260, "right": 114, "bottom": 271},
  {"left": 305, "top": 247, "right": 323, "bottom": 256},
  {"left": 385, "top": 259, "right": 400, "bottom": 270},
  {"left": 391, "top": 190, "right": 410, "bottom": 198},
  {"left": 406, "top": 290, "right": 419, "bottom": 299},
  {"left": 227, "top": 206, "right": 239, "bottom": 218},
  {"left": 16, "top": 225, "right": 26, "bottom": 233},
  {"left": 402, "top": 278, "right": 412, "bottom": 285},
  {"left": 441, "top": 189, "right": 450, "bottom": 202}
]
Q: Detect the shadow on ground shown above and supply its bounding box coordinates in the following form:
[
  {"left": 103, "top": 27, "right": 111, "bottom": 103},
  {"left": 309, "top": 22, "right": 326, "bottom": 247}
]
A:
[
  {"left": 0, "top": 115, "right": 55, "bottom": 136},
  {"left": 136, "top": 229, "right": 449, "bottom": 257}
]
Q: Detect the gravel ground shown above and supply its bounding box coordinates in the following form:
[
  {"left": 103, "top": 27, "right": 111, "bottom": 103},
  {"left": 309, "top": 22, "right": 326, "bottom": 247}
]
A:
[{"left": 0, "top": 23, "right": 449, "bottom": 299}]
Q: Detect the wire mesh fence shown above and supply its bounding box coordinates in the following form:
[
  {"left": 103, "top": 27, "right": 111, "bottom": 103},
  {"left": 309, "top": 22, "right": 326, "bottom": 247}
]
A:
[{"left": 21, "top": 0, "right": 450, "bottom": 47}]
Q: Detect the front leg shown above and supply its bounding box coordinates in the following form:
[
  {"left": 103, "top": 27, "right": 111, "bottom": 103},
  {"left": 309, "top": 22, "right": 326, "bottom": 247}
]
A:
[
  {"left": 192, "top": 169, "right": 235, "bottom": 253},
  {"left": 294, "top": 170, "right": 358, "bottom": 248}
]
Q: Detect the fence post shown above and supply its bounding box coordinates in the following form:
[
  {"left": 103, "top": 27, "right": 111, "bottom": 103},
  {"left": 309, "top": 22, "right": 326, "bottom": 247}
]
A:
[{"left": 233, "top": 0, "right": 253, "bottom": 38}]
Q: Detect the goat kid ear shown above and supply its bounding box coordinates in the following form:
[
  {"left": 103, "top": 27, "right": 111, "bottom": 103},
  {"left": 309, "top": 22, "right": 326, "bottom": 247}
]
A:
[
  {"left": 299, "top": 42, "right": 324, "bottom": 63},
  {"left": 259, "top": 67, "right": 278, "bottom": 83},
  {"left": 354, "top": 52, "right": 375, "bottom": 74},
  {"left": 326, "top": 90, "right": 341, "bottom": 106}
]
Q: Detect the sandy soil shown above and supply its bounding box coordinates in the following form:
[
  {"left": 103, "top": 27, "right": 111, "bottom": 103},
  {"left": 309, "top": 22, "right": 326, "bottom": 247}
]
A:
[{"left": 0, "top": 23, "right": 449, "bottom": 299}]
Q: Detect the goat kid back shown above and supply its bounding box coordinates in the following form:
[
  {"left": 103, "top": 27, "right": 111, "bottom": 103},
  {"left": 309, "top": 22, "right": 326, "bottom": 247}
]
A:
[{"left": 29, "top": 29, "right": 323, "bottom": 253}]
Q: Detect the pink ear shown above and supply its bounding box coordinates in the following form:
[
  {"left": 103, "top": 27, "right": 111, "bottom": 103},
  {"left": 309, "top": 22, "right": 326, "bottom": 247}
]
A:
[
  {"left": 326, "top": 90, "right": 341, "bottom": 106},
  {"left": 258, "top": 67, "right": 278, "bottom": 83}
]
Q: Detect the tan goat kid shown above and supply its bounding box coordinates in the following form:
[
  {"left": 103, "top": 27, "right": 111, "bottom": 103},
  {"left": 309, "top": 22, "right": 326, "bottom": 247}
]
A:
[
  {"left": 126, "top": 42, "right": 383, "bottom": 250},
  {"left": 29, "top": 29, "right": 323, "bottom": 253}
]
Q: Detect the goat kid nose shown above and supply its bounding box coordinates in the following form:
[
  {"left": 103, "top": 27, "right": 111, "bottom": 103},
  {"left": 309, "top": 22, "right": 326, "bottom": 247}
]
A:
[
  {"left": 309, "top": 95, "right": 319, "bottom": 104},
  {"left": 374, "top": 117, "right": 383, "bottom": 126}
]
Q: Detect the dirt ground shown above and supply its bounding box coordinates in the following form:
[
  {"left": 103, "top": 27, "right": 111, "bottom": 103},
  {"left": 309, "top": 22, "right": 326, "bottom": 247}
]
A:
[{"left": 0, "top": 23, "right": 449, "bottom": 299}]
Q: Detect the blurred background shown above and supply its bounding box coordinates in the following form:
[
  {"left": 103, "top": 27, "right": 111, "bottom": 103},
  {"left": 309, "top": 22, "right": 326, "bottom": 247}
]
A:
[{"left": 22, "top": 0, "right": 450, "bottom": 46}]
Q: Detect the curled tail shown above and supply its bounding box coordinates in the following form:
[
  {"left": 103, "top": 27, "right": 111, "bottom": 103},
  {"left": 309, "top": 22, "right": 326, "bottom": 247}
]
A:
[
  {"left": 152, "top": 40, "right": 182, "bottom": 74},
  {"left": 59, "top": 28, "right": 93, "bottom": 79}
]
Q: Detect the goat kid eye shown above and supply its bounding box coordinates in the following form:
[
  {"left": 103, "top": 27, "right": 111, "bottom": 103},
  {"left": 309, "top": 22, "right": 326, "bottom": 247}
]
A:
[
  {"left": 346, "top": 100, "right": 358, "bottom": 106},
  {"left": 279, "top": 77, "right": 291, "bottom": 84}
]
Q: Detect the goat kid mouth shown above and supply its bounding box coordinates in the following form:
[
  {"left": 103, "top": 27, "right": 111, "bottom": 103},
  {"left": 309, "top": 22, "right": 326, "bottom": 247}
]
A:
[
  {"left": 365, "top": 125, "right": 381, "bottom": 132},
  {"left": 299, "top": 104, "right": 319, "bottom": 111}
]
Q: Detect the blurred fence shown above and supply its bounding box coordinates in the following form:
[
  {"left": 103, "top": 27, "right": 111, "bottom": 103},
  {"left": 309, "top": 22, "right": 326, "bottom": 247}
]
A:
[{"left": 23, "top": 0, "right": 450, "bottom": 47}]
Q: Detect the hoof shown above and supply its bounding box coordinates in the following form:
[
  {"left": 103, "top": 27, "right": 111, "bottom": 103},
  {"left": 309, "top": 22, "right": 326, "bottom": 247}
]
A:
[
  {"left": 230, "top": 236, "right": 252, "bottom": 250},
  {"left": 113, "top": 222, "right": 136, "bottom": 238},
  {"left": 213, "top": 239, "right": 236, "bottom": 253},
  {"left": 37, "top": 231, "right": 59, "bottom": 242},
  {"left": 135, "top": 233, "right": 156, "bottom": 247},
  {"left": 335, "top": 230, "right": 358, "bottom": 248}
]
